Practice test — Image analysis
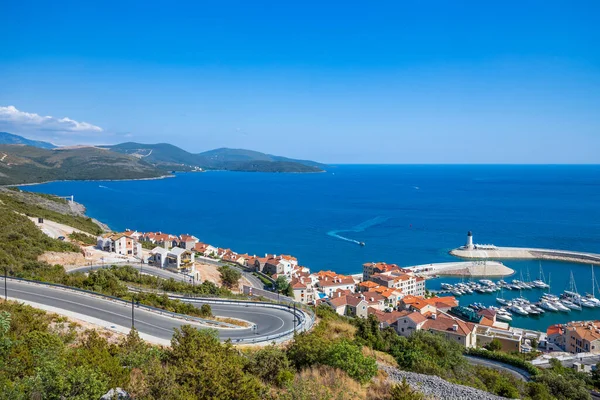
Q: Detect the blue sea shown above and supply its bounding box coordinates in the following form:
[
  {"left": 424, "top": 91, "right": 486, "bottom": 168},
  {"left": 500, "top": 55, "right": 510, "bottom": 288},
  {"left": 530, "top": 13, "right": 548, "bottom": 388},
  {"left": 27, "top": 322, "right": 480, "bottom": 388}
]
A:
[{"left": 23, "top": 165, "right": 600, "bottom": 331}]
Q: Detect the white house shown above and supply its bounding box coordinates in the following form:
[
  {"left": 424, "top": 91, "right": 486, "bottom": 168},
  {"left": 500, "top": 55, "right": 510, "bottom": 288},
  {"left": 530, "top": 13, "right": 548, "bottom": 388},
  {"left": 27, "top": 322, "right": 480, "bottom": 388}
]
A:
[{"left": 97, "top": 233, "right": 142, "bottom": 258}]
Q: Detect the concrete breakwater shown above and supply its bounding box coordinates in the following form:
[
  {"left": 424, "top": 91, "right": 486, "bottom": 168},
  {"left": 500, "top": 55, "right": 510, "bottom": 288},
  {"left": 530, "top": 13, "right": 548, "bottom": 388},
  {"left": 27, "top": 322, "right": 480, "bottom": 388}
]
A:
[
  {"left": 406, "top": 261, "right": 514, "bottom": 278},
  {"left": 450, "top": 246, "right": 600, "bottom": 265}
]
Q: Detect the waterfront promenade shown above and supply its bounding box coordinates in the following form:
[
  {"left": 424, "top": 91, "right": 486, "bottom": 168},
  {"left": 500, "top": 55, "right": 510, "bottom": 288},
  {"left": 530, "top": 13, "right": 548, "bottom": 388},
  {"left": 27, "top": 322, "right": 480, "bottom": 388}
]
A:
[
  {"left": 405, "top": 261, "right": 514, "bottom": 277},
  {"left": 450, "top": 246, "right": 600, "bottom": 265}
]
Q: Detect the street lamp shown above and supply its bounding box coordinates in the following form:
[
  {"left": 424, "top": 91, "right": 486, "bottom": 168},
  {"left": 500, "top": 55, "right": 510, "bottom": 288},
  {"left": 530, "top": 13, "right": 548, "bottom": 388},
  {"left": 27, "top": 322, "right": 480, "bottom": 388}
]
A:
[
  {"left": 3, "top": 266, "right": 8, "bottom": 301},
  {"left": 131, "top": 296, "right": 140, "bottom": 329}
]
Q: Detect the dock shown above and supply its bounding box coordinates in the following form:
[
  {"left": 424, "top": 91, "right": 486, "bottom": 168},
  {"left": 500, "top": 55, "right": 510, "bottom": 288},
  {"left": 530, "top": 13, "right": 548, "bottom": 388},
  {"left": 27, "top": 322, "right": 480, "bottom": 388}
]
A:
[
  {"left": 405, "top": 261, "right": 514, "bottom": 277},
  {"left": 450, "top": 246, "right": 600, "bottom": 265},
  {"left": 450, "top": 231, "right": 600, "bottom": 265}
]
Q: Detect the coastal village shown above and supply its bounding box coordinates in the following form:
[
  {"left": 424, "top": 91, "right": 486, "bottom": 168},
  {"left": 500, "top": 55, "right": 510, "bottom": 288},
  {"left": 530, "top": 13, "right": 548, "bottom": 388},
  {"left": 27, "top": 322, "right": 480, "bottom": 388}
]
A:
[{"left": 89, "top": 227, "right": 600, "bottom": 369}]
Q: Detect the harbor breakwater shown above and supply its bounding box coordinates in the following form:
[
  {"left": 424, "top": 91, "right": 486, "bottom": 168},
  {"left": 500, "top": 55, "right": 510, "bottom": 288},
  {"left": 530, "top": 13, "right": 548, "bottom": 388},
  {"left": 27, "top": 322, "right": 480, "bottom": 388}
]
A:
[{"left": 450, "top": 247, "right": 600, "bottom": 265}]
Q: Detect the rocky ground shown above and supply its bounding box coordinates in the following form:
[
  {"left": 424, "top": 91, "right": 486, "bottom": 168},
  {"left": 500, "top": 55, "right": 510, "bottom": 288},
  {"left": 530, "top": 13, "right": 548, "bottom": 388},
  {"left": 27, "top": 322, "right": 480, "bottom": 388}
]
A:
[{"left": 381, "top": 366, "right": 509, "bottom": 400}]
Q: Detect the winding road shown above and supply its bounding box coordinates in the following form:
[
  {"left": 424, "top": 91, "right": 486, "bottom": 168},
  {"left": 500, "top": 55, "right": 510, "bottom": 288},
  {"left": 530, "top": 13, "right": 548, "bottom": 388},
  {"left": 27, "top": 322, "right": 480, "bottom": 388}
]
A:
[{"left": 1, "top": 278, "right": 303, "bottom": 344}]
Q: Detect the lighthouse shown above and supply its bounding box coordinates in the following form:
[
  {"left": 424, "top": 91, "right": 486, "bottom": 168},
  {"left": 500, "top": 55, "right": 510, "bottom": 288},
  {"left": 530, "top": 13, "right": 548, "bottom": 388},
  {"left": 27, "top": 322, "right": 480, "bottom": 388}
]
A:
[{"left": 466, "top": 231, "right": 474, "bottom": 249}]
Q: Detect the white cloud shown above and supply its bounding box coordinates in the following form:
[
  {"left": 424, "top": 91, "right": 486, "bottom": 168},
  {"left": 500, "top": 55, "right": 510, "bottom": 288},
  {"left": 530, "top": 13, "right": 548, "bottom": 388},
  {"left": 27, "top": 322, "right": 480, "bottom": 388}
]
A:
[{"left": 0, "top": 105, "right": 103, "bottom": 133}]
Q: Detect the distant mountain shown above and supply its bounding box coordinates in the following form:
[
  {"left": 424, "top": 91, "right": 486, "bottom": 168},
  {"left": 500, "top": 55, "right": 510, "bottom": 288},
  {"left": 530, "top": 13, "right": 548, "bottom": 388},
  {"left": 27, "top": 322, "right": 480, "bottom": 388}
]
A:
[
  {"left": 0, "top": 145, "right": 166, "bottom": 185},
  {"left": 105, "top": 143, "right": 325, "bottom": 173},
  {"left": 0, "top": 132, "right": 57, "bottom": 149}
]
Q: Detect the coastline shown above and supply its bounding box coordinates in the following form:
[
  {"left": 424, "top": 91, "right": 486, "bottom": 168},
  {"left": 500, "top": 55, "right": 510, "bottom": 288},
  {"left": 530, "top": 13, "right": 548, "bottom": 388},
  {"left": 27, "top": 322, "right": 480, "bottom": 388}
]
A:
[
  {"left": 450, "top": 246, "right": 600, "bottom": 266},
  {"left": 5, "top": 173, "right": 175, "bottom": 188}
]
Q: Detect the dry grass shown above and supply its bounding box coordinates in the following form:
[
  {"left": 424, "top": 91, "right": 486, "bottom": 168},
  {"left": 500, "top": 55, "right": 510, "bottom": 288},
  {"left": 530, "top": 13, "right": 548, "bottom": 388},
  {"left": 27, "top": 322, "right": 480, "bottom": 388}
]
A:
[
  {"left": 362, "top": 346, "right": 398, "bottom": 367},
  {"left": 214, "top": 316, "right": 251, "bottom": 327},
  {"left": 324, "top": 319, "right": 357, "bottom": 340},
  {"left": 275, "top": 366, "right": 367, "bottom": 400}
]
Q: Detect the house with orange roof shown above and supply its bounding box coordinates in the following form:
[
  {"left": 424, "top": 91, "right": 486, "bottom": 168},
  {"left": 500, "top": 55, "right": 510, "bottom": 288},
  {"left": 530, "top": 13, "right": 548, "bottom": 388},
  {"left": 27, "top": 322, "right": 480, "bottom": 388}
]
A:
[
  {"left": 290, "top": 276, "right": 316, "bottom": 304},
  {"left": 358, "top": 281, "right": 380, "bottom": 292},
  {"left": 421, "top": 312, "right": 477, "bottom": 348},
  {"left": 325, "top": 293, "right": 368, "bottom": 318},
  {"left": 546, "top": 324, "right": 566, "bottom": 350},
  {"left": 370, "top": 270, "right": 425, "bottom": 297},
  {"left": 97, "top": 232, "right": 142, "bottom": 258},
  {"left": 264, "top": 257, "right": 294, "bottom": 277},
  {"left": 394, "top": 310, "right": 428, "bottom": 336},
  {"left": 316, "top": 272, "right": 356, "bottom": 297},
  {"left": 564, "top": 321, "right": 600, "bottom": 354},
  {"left": 367, "top": 308, "right": 410, "bottom": 330},
  {"left": 362, "top": 262, "right": 401, "bottom": 281},
  {"left": 123, "top": 230, "right": 142, "bottom": 240},
  {"left": 178, "top": 234, "right": 199, "bottom": 250}
]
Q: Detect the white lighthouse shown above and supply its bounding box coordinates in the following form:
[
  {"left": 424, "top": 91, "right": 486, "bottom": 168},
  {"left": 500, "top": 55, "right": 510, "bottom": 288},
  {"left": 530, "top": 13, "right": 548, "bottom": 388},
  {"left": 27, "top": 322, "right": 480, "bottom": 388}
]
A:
[{"left": 465, "top": 231, "right": 474, "bottom": 249}]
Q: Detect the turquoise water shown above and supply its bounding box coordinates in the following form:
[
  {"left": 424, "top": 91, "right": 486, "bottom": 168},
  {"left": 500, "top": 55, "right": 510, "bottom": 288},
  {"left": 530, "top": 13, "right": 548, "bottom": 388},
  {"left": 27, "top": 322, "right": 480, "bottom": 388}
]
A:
[{"left": 22, "top": 165, "right": 600, "bottom": 331}]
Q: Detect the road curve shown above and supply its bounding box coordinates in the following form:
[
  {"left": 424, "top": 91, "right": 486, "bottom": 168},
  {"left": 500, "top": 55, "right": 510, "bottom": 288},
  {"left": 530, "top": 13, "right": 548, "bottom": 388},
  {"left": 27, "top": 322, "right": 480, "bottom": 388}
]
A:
[
  {"left": 70, "top": 263, "right": 265, "bottom": 289},
  {"left": 465, "top": 355, "right": 531, "bottom": 381},
  {"left": 1, "top": 279, "right": 296, "bottom": 343}
]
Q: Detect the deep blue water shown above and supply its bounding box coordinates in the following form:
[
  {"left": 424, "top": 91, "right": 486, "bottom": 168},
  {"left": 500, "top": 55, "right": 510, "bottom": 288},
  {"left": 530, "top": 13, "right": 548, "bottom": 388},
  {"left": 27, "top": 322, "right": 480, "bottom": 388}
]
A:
[{"left": 22, "top": 165, "right": 600, "bottom": 330}]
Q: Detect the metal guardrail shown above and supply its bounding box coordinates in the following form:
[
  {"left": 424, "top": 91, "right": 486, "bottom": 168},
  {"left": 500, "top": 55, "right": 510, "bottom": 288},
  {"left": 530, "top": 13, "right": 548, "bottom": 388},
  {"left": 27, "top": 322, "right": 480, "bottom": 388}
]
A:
[
  {"left": 127, "top": 286, "right": 316, "bottom": 344},
  {"left": 3, "top": 276, "right": 315, "bottom": 344},
  {"left": 3, "top": 276, "right": 236, "bottom": 328}
]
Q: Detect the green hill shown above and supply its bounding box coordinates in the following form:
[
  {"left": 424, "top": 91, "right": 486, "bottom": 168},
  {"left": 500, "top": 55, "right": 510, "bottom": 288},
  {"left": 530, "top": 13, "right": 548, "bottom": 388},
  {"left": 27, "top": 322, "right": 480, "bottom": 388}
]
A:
[
  {"left": 106, "top": 143, "right": 325, "bottom": 173},
  {"left": 0, "top": 132, "right": 57, "bottom": 149},
  {"left": 0, "top": 145, "right": 166, "bottom": 185}
]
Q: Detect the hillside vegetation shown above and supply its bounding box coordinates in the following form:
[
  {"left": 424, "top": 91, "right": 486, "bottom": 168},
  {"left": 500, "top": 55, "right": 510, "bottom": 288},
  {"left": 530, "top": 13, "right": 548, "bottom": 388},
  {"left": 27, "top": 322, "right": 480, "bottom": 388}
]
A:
[
  {"left": 0, "top": 144, "right": 166, "bottom": 185},
  {"left": 0, "top": 132, "right": 56, "bottom": 149},
  {"left": 106, "top": 142, "right": 325, "bottom": 173}
]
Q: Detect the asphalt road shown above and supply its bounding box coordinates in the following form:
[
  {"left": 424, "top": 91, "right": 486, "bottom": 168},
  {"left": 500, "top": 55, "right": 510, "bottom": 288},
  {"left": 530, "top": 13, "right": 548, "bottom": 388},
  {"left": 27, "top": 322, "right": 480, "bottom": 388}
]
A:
[
  {"left": 1, "top": 279, "right": 296, "bottom": 343},
  {"left": 465, "top": 355, "right": 531, "bottom": 381},
  {"left": 70, "top": 263, "right": 266, "bottom": 289}
]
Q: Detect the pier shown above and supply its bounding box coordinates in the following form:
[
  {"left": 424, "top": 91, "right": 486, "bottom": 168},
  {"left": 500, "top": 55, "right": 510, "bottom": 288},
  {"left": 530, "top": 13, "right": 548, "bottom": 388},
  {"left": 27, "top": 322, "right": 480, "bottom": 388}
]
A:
[
  {"left": 405, "top": 261, "right": 514, "bottom": 278},
  {"left": 450, "top": 232, "right": 600, "bottom": 265}
]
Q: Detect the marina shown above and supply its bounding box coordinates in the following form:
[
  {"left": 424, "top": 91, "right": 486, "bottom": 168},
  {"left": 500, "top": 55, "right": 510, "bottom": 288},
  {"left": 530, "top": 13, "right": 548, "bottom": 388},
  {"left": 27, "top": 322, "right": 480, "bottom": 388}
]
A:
[{"left": 434, "top": 264, "right": 600, "bottom": 330}]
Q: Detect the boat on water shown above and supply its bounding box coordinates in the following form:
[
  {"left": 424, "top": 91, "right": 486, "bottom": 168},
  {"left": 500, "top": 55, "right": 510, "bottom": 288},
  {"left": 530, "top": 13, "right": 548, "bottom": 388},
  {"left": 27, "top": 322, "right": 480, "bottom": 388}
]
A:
[
  {"left": 496, "top": 313, "right": 513, "bottom": 322},
  {"left": 553, "top": 302, "right": 570, "bottom": 312},
  {"left": 584, "top": 265, "right": 600, "bottom": 306},
  {"left": 510, "top": 304, "right": 529, "bottom": 315},
  {"left": 561, "top": 299, "right": 582, "bottom": 311},
  {"left": 480, "top": 279, "right": 494, "bottom": 287},
  {"left": 359, "top": 242, "right": 365, "bottom": 246},
  {"left": 451, "top": 289, "right": 463, "bottom": 296},
  {"left": 496, "top": 297, "right": 509, "bottom": 305},
  {"left": 441, "top": 283, "right": 453, "bottom": 290},
  {"left": 539, "top": 300, "right": 558, "bottom": 312}
]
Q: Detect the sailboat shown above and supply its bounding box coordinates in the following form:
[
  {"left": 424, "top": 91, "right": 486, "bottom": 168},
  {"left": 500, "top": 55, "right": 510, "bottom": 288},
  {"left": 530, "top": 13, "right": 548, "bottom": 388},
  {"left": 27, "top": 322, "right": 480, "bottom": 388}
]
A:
[
  {"left": 496, "top": 286, "right": 509, "bottom": 305},
  {"left": 585, "top": 265, "right": 600, "bottom": 306},
  {"left": 532, "top": 262, "right": 550, "bottom": 289},
  {"left": 564, "top": 271, "right": 595, "bottom": 308}
]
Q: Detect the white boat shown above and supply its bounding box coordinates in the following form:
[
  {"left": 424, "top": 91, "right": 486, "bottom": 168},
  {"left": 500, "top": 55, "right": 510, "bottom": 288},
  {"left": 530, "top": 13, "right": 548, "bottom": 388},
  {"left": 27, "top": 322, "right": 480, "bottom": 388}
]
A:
[
  {"left": 496, "top": 313, "right": 513, "bottom": 322},
  {"left": 441, "top": 283, "right": 453, "bottom": 290},
  {"left": 451, "top": 289, "right": 463, "bottom": 296},
  {"left": 540, "top": 301, "right": 558, "bottom": 311},
  {"left": 480, "top": 279, "right": 494, "bottom": 286},
  {"left": 561, "top": 300, "right": 582, "bottom": 310},
  {"left": 525, "top": 306, "right": 540, "bottom": 315},
  {"left": 585, "top": 266, "right": 600, "bottom": 306},
  {"left": 496, "top": 297, "right": 508, "bottom": 305},
  {"left": 532, "top": 280, "right": 549, "bottom": 289},
  {"left": 510, "top": 305, "right": 529, "bottom": 315},
  {"left": 553, "top": 302, "right": 570, "bottom": 312}
]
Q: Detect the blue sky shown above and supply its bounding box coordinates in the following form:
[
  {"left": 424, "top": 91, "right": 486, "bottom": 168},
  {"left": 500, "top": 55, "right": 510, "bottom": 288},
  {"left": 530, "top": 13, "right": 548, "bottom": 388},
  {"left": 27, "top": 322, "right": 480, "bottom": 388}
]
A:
[{"left": 1, "top": 1, "right": 599, "bottom": 163}]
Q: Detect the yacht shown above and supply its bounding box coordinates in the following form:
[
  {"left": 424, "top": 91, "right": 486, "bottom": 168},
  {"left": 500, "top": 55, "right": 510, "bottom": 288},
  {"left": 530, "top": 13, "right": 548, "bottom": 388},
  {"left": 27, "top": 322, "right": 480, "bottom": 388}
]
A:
[
  {"left": 496, "top": 298, "right": 509, "bottom": 306},
  {"left": 532, "top": 280, "right": 550, "bottom": 289},
  {"left": 553, "top": 302, "right": 570, "bottom": 312},
  {"left": 441, "top": 283, "right": 453, "bottom": 290},
  {"left": 480, "top": 279, "right": 494, "bottom": 287},
  {"left": 496, "top": 313, "right": 513, "bottom": 322},
  {"left": 451, "top": 289, "right": 463, "bottom": 296},
  {"left": 510, "top": 304, "right": 529, "bottom": 315},
  {"left": 540, "top": 301, "right": 558, "bottom": 311},
  {"left": 561, "top": 299, "right": 582, "bottom": 311}
]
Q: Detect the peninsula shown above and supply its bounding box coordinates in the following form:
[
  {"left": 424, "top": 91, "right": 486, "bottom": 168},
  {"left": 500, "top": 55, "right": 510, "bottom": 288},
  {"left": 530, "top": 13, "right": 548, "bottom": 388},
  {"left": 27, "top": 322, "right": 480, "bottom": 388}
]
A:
[{"left": 450, "top": 231, "right": 600, "bottom": 265}]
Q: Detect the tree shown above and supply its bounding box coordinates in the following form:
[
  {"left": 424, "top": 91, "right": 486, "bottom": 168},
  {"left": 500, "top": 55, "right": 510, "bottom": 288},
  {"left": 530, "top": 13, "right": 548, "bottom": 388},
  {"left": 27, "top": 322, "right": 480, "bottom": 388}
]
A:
[
  {"left": 199, "top": 304, "right": 212, "bottom": 317},
  {"left": 485, "top": 338, "right": 503, "bottom": 352},
  {"left": 322, "top": 340, "right": 378, "bottom": 384},
  {"left": 244, "top": 345, "right": 294, "bottom": 386},
  {"left": 218, "top": 266, "right": 241, "bottom": 289},
  {"left": 531, "top": 338, "right": 539, "bottom": 349},
  {"left": 275, "top": 276, "right": 289, "bottom": 294},
  {"left": 169, "top": 325, "right": 264, "bottom": 399},
  {"left": 390, "top": 378, "right": 425, "bottom": 400}
]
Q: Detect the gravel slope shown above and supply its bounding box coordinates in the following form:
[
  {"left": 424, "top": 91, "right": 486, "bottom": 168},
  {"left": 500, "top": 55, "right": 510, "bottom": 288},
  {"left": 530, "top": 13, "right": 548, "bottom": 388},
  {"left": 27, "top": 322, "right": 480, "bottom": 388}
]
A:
[{"left": 381, "top": 366, "right": 510, "bottom": 400}]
